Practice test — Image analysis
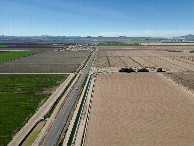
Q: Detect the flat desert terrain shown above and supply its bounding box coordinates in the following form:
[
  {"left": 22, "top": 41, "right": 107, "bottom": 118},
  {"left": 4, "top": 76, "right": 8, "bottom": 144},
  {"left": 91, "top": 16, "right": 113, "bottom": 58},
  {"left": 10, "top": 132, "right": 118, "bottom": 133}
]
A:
[{"left": 85, "top": 73, "right": 194, "bottom": 146}]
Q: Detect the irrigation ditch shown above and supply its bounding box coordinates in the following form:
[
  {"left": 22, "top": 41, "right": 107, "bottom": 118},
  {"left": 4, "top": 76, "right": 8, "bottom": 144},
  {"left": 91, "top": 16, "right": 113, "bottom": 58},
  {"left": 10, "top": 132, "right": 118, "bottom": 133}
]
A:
[{"left": 66, "top": 74, "right": 92, "bottom": 146}]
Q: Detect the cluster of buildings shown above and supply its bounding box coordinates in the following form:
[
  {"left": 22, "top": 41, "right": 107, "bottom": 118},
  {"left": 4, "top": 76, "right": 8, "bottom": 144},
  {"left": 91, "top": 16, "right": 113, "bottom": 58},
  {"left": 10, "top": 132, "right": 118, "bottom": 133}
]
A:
[
  {"left": 55, "top": 44, "right": 91, "bottom": 51},
  {"left": 66, "top": 44, "right": 91, "bottom": 51}
]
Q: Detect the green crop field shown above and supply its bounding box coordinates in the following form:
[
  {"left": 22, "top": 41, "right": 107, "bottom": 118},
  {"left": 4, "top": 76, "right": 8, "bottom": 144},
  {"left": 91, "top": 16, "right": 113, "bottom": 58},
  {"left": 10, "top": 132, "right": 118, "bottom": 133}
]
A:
[
  {"left": 97, "top": 42, "right": 143, "bottom": 46},
  {"left": 0, "top": 74, "right": 69, "bottom": 146},
  {"left": 0, "top": 45, "right": 16, "bottom": 47},
  {"left": 0, "top": 51, "right": 41, "bottom": 63}
]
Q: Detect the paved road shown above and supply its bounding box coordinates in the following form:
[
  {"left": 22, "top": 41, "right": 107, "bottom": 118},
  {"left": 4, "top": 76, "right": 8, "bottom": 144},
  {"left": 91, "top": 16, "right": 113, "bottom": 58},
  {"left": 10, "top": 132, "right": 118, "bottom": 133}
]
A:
[{"left": 43, "top": 48, "right": 97, "bottom": 146}]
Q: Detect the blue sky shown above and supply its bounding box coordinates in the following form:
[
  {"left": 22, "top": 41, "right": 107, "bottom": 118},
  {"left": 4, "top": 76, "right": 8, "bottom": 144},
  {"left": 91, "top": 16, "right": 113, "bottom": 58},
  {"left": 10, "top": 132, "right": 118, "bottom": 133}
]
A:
[{"left": 0, "top": 0, "right": 194, "bottom": 37}]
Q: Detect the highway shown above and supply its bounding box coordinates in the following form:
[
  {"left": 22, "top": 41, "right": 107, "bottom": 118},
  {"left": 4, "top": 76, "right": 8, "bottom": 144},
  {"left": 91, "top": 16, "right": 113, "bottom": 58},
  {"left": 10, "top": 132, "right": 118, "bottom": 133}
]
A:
[{"left": 43, "top": 48, "right": 97, "bottom": 146}]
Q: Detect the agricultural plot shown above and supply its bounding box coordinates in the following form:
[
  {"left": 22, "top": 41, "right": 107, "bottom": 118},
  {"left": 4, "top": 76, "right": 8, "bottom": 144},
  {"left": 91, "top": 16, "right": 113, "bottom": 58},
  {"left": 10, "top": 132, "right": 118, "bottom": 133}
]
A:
[
  {"left": 178, "top": 57, "right": 194, "bottom": 68},
  {"left": 0, "top": 45, "right": 16, "bottom": 47},
  {"left": 162, "top": 42, "right": 194, "bottom": 43},
  {"left": 95, "top": 46, "right": 194, "bottom": 72},
  {"left": 108, "top": 57, "right": 125, "bottom": 67},
  {"left": 143, "top": 42, "right": 194, "bottom": 46},
  {"left": 120, "top": 57, "right": 141, "bottom": 68},
  {"left": 85, "top": 73, "right": 194, "bottom": 146},
  {"left": 97, "top": 42, "right": 143, "bottom": 46},
  {"left": 164, "top": 72, "right": 194, "bottom": 92},
  {"left": 95, "top": 57, "right": 110, "bottom": 68},
  {"left": 0, "top": 51, "right": 41, "bottom": 63},
  {"left": 0, "top": 74, "right": 69, "bottom": 146},
  {"left": 0, "top": 51, "right": 91, "bottom": 73}
]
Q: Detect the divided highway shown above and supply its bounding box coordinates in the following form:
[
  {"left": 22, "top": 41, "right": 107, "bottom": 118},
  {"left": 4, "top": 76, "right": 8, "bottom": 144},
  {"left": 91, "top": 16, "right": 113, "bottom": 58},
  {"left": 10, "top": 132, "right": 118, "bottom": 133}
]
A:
[{"left": 43, "top": 48, "right": 97, "bottom": 146}]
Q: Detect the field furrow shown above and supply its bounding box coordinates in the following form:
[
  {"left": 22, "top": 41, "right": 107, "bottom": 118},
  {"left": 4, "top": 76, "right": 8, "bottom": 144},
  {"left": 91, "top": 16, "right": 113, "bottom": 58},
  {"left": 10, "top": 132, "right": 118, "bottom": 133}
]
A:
[{"left": 108, "top": 57, "right": 125, "bottom": 67}]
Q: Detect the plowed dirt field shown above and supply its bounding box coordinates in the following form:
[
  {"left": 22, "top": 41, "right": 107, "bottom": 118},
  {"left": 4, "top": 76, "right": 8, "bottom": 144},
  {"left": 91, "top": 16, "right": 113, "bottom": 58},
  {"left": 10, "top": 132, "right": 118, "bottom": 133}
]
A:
[
  {"left": 85, "top": 73, "right": 194, "bottom": 146},
  {"left": 95, "top": 46, "right": 194, "bottom": 72}
]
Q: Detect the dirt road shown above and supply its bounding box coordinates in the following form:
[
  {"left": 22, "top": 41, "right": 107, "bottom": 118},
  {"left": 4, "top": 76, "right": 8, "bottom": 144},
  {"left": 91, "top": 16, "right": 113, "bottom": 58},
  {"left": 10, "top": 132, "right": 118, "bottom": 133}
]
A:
[{"left": 85, "top": 73, "right": 194, "bottom": 146}]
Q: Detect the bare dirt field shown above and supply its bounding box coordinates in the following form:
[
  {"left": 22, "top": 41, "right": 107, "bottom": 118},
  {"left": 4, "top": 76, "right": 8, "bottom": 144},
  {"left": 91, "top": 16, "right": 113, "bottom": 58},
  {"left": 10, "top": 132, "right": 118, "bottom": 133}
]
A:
[
  {"left": 85, "top": 73, "right": 194, "bottom": 146},
  {"left": 164, "top": 72, "right": 194, "bottom": 92},
  {"left": 0, "top": 50, "right": 90, "bottom": 73},
  {"left": 95, "top": 46, "right": 194, "bottom": 72}
]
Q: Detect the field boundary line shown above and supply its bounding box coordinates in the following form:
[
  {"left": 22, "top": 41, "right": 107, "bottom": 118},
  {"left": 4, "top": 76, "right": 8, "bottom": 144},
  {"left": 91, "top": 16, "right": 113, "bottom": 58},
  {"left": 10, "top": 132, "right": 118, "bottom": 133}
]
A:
[
  {"left": 8, "top": 73, "right": 74, "bottom": 146},
  {"left": 119, "top": 57, "right": 127, "bottom": 67},
  {"left": 161, "top": 73, "right": 194, "bottom": 96},
  {"left": 129, "top": 56, "right": 143, "bottom": 67},
  {"left": 107, "top": 57, "right": 111, "bottom": 67}
]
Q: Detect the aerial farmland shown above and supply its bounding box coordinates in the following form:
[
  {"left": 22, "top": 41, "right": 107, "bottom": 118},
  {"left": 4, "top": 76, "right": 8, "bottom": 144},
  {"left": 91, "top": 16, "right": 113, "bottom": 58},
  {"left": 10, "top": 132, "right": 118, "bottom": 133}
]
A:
[
  {"left": 0, "top": 43, "right": 92, "bottom": 145},
  {"left": 81, "top": 42, "right": 194, "bottom": 146},
  {"left": 1, "top": 40, "right": 194, "bottom": 146},
  {"left": 0, "top": 45, "right": 91, "bottom": 73},
  {"left": 2, "top": 0, "right": 194, "bottom": 145},
  {"left": 95, "top": 45, "right": 194, "bottom": 72},
  {"left": 0, "top": 74, "right": 69, "bottom": 145},
  {"left": 85, "top": 73, "right": 194, "bottom": 146}
]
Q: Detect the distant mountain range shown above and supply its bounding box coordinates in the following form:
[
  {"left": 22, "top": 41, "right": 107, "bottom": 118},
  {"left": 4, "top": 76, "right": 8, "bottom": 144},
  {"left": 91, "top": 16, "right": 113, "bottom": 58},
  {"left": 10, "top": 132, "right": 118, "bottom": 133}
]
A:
[{"left": 180, "top": 34, "right": 194, "bottom": 39}]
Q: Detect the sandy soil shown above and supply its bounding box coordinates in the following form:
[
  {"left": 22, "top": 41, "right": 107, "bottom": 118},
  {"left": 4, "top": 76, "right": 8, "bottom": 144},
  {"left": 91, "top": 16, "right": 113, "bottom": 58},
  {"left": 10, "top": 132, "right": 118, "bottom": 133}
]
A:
[
  {"left": 85, "top": 73, "right": 194, "bottom": 146},
  {"left": 164, "top": 72, "right": 194, "bottom": 92}
]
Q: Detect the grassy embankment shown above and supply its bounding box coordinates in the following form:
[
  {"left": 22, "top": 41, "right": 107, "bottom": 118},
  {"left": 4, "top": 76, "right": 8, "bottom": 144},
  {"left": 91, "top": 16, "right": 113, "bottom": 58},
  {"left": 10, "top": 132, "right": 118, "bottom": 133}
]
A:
[
  {"left": 97, "top": 42, "right": 144, "bottom": 46},
  {"left": 79, "top": 54, "right": 91, "bottom": 71},
  {"left": 0, "top": 74, "right": 69, "bottom": 146},
  {"left": 22, "top": 121, "right": 46, "bottom": 146},
  {"left": 0, "top": 51, "right": 41, "bottom": 63},
  {"left": 0, "top": 45, "right": 16, "bottom": 47}
]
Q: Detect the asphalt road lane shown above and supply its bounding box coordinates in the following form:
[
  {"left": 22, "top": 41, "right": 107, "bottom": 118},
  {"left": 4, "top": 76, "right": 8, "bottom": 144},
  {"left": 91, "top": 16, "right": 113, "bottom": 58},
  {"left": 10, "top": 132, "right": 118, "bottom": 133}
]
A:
[{"left": 43, "top": 49, "right": 97, "bottom": 146}]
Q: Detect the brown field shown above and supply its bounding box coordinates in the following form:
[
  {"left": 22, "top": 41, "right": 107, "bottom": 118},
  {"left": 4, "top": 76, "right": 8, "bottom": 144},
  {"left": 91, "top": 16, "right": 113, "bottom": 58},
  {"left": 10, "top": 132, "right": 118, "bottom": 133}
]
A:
[
  {"left": 85, "top": 73, "right": 194, "bottom": 146},
  {"left": 0, "top": 50, "right": 90, "bottom": 73},
  {"left": 95, "top": 46, "right": 194, "bottom": 72},
  {"left": 164, "top": 72, "right": 194, "bottom": 92}
]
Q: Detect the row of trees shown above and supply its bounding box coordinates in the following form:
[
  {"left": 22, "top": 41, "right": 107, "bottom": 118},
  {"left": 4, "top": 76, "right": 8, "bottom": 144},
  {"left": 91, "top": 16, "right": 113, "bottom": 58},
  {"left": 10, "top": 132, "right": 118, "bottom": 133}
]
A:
[{"left": 119, "top": 68, "right": 164, "bottom": 73}]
